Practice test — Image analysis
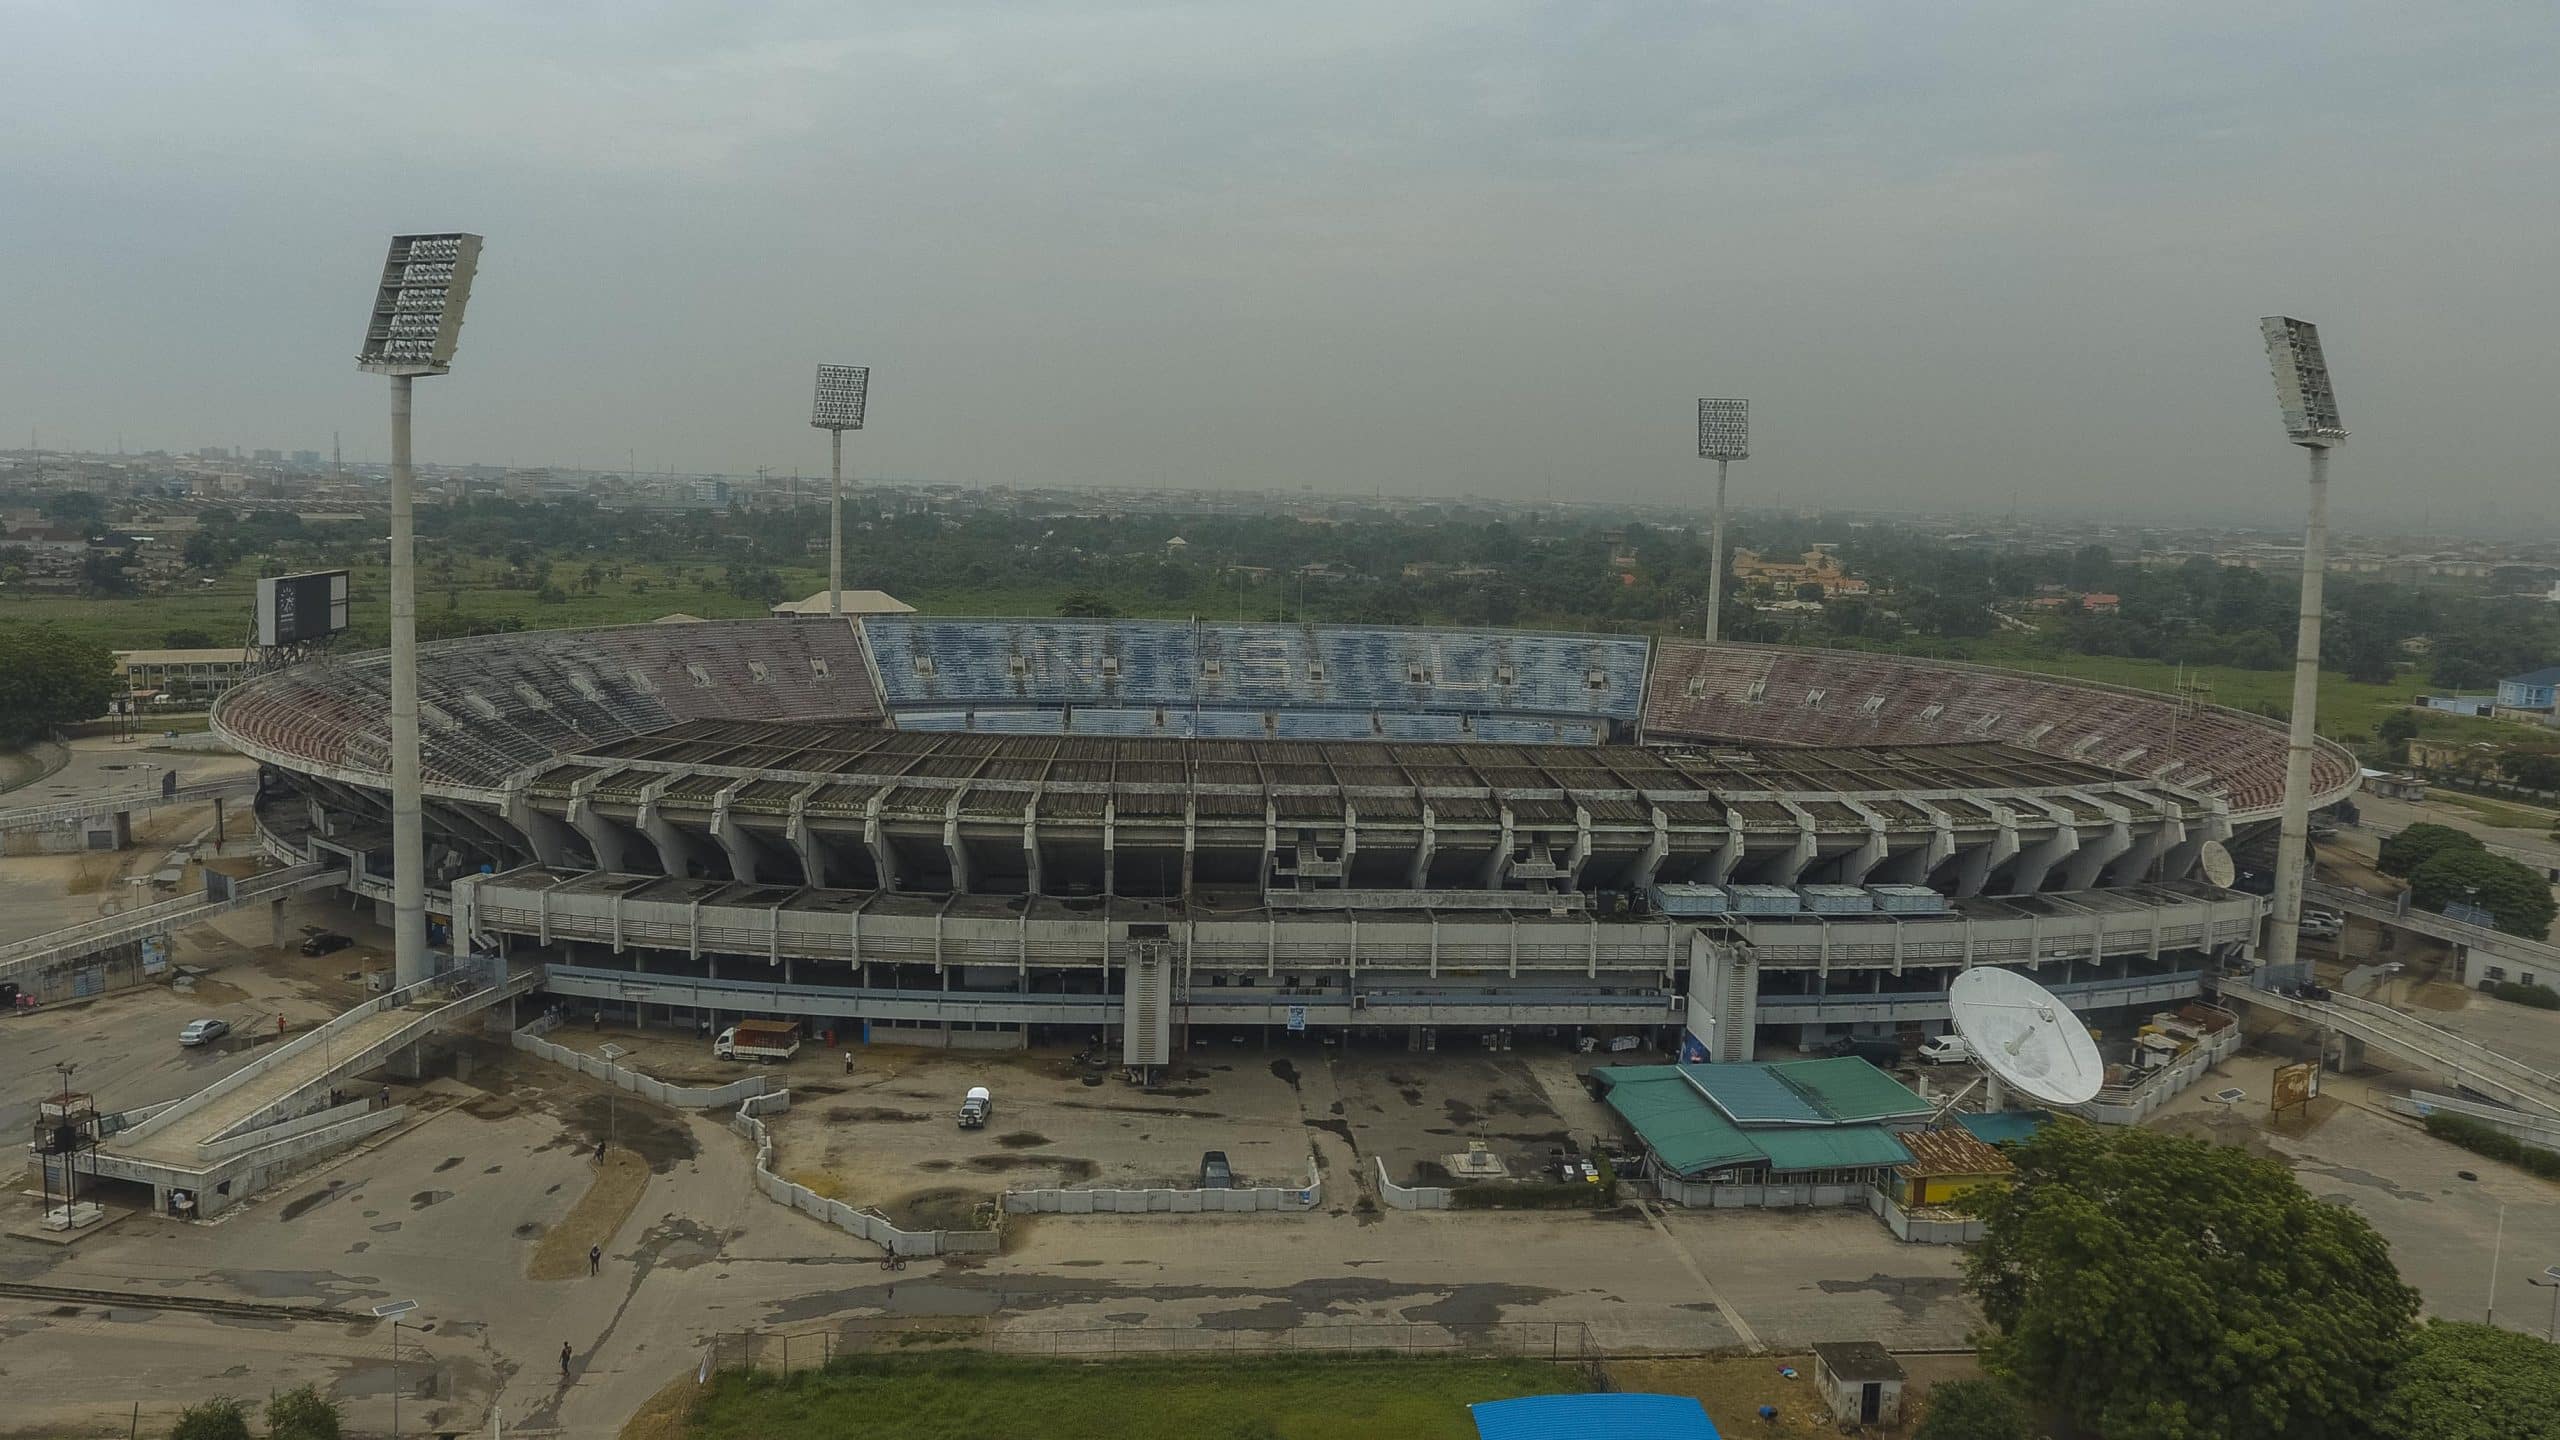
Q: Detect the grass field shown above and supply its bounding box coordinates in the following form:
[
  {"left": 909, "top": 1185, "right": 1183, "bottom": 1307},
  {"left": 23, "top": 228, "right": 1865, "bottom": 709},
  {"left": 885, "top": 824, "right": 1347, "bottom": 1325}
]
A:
[
  {"left": 1935, "top": 634, "right": 2413, "bottom": 743},
  {"left": 680, "top": 1353, "right": 1583, "bottom": 1440}
]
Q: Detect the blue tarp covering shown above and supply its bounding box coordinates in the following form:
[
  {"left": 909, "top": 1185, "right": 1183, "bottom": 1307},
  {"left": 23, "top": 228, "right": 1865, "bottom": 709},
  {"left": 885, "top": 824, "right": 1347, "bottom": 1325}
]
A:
[
  {"left": 1955, "top": 1110, "right": 2051, "bottom": 1146},
  {"left": 1472, "top": 1393, "right": 1722, "bottom": 1440}
]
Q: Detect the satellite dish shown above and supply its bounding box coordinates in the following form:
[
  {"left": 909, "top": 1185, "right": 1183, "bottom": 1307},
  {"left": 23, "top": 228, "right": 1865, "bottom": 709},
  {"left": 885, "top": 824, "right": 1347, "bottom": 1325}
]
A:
[
  {"left": 1947, "top": 968, "right": 2106, "bottom": 1107},
  {"left": 2199, "top": 840, "right": 2236, "bottom": 890}
]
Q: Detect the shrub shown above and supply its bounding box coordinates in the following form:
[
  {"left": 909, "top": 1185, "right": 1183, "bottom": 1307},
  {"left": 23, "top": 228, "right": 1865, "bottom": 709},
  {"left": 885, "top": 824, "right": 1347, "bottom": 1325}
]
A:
[
  {"left": 168, "top": 1398, "right": 250, "bottom": 1440},
  {"left": 1915, "top": 1377, "right": 2034, "bottom": 1440},
  {"left": 265, "top": 1385, "right": 342, "bottom": 1440},
  {"left": 2422, "top": 1110, "right": 2560, "bottom": 1181},
  {"left": 2485, "top": 980, "right": 2560, "bottom": 1010},
  {"left": 1449, "top": 1180, "right": 1616, "bottom": 1210},
  {"left": 2378, "top": 823, "right": 2482, "bottom": 878}
]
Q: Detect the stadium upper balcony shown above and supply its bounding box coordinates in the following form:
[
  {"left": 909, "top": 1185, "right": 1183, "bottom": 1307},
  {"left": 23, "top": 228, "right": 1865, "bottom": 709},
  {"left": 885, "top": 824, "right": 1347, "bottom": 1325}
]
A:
[
  {"left": 1640, "top": 640, "right": 2357, "bottom": 821},
  {"left": 212, "top": 620, "right": 882, "bottom": 793},
  {"left": 858, "top": 618, "right": 1651, "bottom": 726}
]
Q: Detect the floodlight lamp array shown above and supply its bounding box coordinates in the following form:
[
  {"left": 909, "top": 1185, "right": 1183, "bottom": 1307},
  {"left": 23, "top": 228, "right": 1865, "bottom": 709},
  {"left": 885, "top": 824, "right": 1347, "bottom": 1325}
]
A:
[
  {"left": 812, "top": 364, "right": 870, "bottom": 430},
  {"left": 1698, "top": 398, "right": 1749, "bottom": 460},
  {"left": 2260, "top": 316, "right": 2346, "bottom": 447},
  {"left": 358, "top": 233, "right": 483, "bottom": 374}
]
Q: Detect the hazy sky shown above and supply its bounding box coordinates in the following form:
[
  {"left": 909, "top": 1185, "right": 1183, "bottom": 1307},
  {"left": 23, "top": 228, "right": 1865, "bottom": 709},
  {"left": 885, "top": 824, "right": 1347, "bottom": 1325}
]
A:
[{"left": 4, "top": 2, "right": 2554, "bottom": 524}]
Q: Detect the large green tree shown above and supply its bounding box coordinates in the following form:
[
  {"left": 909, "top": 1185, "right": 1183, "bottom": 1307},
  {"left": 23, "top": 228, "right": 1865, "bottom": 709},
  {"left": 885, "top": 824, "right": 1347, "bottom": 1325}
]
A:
[
  {"left": 2379, "top": 1322, "right": 2560, "bottom": 1440},
  {"left": 0, "top": 624, "right": 116, "bottom": 745},
  {"left": 2411, "top": 847, "right": 2557, "bottom": 940},
  {"left": 1965, "top": 1123, "right": 2418, "bottom": 1440},
  {"left": 2380, "top": 822, "right": 2484, "bottom": 878},
  {"left": 1913, "top": 1377, "right": 2034, "bottom": 1440}
]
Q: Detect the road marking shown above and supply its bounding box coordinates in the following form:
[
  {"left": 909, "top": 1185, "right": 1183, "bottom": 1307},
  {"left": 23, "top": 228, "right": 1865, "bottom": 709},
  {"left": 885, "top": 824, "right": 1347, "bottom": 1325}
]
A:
[{"left": 1632, "top": 1198, "right": 1763, "bottom": 1353}]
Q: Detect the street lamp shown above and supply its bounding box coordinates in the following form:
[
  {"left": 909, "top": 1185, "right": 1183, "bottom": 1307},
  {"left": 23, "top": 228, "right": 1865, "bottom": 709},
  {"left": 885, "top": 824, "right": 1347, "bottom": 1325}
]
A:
[
  {"left": 2257, "top": 317, "right": 2346, "bottom": 983},
  {"left": 359, "top": 234, "right": 485, "bottom": 988},
  {"left": 2529, "top": 1265, "right": 2560, "bottom": 1342},
  {"left": 810, "top": 365, "right": 871, "bottom": 619},
  {"left": 372, "top": 1298, "right": 419, "bottom": 1436},
  {"left": 1697, "top": 399, "right": 1749, "bottom": 643}
]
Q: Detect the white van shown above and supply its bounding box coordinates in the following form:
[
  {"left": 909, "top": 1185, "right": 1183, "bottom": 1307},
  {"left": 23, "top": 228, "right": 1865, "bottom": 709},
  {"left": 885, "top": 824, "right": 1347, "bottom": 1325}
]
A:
[{"left": 1918, "top": 1034, "right": 1972, "bottom": 1065}]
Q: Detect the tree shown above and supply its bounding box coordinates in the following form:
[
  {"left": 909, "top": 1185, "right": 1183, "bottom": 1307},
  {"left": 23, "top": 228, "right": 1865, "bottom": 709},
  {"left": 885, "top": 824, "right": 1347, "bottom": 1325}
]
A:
[
  {"left": 1965, "top": 1123, "right": 2417, "bottom": 1440},
  {"left": 1057, "top": 591, "right": 1119, "bottom": 618},
  {"left": 0, "top": 624, "right": 117, "bottom": 745},
  {"left": 1913, "top": 1377, "right": 2034, "bottom": 1440},
  {"left": 168, "top": 1397, "right": 251, "bottom": 1440},
  {"left": 2379, "top": 823, "right": 2484, "bottom": 879},
  {"left": 2375, "top": 710, "right": 2418, "bottom": 762},
  {"left": 2379, "top": 1321, "right": 2560, "bottom": 1440},
  {"left": 2410, "top": 847, "right": 2556, "bottom": 940},
  {"left": 263, "top": 1385, "right": 342, "bottom": 1440},
  {"left": 2503, "top": 751, "right": 2560, "bottom": 793}
]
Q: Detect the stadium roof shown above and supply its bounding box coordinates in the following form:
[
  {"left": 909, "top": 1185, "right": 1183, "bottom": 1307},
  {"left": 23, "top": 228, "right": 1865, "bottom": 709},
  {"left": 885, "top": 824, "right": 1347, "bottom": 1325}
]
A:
[
  {"left": 1751, "top": 1126, "right": 1913, "bottom": 1172},
  {"left": 1472, "top": 1393, "right": 1722, "bottom": 1440}
]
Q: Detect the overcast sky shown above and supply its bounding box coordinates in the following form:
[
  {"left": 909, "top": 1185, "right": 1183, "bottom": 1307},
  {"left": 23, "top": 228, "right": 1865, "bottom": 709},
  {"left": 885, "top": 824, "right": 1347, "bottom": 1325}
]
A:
[{"left": 4, "top": 2, "right": 2553, "bottom": 525}]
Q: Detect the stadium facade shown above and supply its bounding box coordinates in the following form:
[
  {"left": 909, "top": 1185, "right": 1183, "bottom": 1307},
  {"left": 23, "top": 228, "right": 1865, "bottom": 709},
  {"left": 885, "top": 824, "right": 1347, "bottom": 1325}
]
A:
[{"left": 216, "top": 617, "right": 2352, "bottom": 1066}]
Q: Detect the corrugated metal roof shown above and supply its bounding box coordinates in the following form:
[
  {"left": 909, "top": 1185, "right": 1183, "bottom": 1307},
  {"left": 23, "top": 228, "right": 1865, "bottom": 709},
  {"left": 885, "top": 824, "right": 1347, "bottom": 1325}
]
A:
[
  {"left": 1751, "top": 1125, "right": 1913, "bottom": 1172},
  {"left": 1895, "top": 1127, "right": 2013, "bottom": 1179},
  {"left": 1774, "top": 1058, "right": 1933, "bottom": 1124},
  {"left": 1678, "top": 1062, "right": 1827, "bottom": 1126},
  {"left": 1472, "top": 1392, "right": 1723, "bottom": 1440},
  {"left": 1596, "top": 1068, "right": 1765, "bottom": 1175}
]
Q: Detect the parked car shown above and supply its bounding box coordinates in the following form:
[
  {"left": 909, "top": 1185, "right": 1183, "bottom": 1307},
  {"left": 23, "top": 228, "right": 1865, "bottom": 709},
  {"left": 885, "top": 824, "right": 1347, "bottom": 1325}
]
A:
[
  {"left": 959, "top": 1086, "right": 993, "bottom": 1129},
  {"left": 1198, "top": 1150, "right": 1234, "bottom": 1189},
  {"left": 178, "top": 1017, "right": 230, "bottom": 1047},
  {"left": 2297, "top": 911, "right": 2343, "bottom": 940},
  {"left": 1917, "top": 1034, "right": 1972, "bottom": 1064},
  {"left": 298, "top": 931, "right": 353, "bottom": 956}
]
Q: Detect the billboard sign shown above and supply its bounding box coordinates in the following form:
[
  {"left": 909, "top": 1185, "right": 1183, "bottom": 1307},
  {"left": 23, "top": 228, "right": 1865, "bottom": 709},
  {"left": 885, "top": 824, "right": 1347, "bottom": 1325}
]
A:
[{"left": 256, "top": 570, "right": 351, "bottom": 647}]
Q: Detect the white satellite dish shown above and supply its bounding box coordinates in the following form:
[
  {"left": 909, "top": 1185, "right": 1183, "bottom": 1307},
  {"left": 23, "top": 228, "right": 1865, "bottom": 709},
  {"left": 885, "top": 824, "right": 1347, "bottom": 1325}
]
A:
[
  {"left": 2199, "top": 839, "right": 2236, "bottom": 890},
  {"left": 1947, "top": 968, "right": 2106, "bottom": 1107}
]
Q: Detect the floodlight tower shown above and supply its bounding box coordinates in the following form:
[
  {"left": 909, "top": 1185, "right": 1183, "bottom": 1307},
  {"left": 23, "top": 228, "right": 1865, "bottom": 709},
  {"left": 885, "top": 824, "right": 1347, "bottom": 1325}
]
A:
[
  {"left": 358, "top": 234, "right": 484, "bottom": 988},
  {"left": 1697, "top": 400, "right": 1750, "bottom": 642},
  {"left": 810, "top": 365, "right": 870, "bottom": 618},
  {"left": 2258, "top": 316, "right": 2347, "bottom": 977}
]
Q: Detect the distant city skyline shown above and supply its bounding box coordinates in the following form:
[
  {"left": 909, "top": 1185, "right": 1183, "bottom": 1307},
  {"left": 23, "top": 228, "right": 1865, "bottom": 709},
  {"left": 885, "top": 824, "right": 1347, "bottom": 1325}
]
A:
[{"left": 3, "top": 4, "right": 2553, "bottom": 528}]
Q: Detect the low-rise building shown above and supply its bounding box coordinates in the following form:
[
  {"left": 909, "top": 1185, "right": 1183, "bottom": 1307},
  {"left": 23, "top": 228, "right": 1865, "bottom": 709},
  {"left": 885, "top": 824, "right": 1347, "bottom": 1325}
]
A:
[
  {"left": 113, "top": 647, "right": 254, "bottom": 708},
  {"left": 2496, "top": 666, "right": 2560, "bottom": 715}
]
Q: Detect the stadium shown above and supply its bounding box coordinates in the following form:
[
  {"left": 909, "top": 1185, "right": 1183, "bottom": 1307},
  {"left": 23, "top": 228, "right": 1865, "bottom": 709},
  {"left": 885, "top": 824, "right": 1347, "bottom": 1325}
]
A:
[{"left": 214, "top": 616, "right": 2353, "bottom": 1068}]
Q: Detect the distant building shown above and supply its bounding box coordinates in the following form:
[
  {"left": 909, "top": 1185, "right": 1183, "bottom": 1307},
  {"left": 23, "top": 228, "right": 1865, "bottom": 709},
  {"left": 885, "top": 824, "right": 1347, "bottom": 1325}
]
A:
[
  {"left": 113, "top": 648, "right": 253, "bottom": 708},
  {"left": 769, "top": 589, "right": 916, "bottom": 619},
  {"left": 2424, "top": 694, "right": 2496, "bottom": 718},
  {"left": 2496, "top": 666, "right": 2560, "bottom": 714},
  {"left": 2079, "top": 592, "right": 2121, "bottom": 614},
  {"left": 1732, "top": 547, "right": 1868, "bottom": 597}
]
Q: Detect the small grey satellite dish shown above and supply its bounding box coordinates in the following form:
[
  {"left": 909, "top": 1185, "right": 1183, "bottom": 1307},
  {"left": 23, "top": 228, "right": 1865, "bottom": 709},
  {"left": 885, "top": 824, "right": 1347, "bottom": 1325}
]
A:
[
  {"left": 1947, "top": 968, "right": 2106, "bottom": 1107},
  {"left": 2199, "top": 840, "right": 2236, "bottom": 890}
]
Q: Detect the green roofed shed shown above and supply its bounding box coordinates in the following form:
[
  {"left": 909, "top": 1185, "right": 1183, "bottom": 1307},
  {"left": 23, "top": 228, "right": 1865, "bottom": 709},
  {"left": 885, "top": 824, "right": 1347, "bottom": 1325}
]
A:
[
  {"left": 1595, "top": 1068, "right": 1766, "bottom": 1175},
  {"left": 1773, "top": 1058, "right": 1934, "bottom": 1125},
  {"left": 1751, "top": 1126, "right": 1914, "bottom": 1172}
]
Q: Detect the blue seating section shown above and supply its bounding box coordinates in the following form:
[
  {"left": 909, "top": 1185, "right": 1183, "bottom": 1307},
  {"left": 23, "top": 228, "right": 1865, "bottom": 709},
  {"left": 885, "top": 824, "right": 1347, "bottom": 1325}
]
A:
[{"left": 861, "top": 619, "right": 1649, "bottom": 742}]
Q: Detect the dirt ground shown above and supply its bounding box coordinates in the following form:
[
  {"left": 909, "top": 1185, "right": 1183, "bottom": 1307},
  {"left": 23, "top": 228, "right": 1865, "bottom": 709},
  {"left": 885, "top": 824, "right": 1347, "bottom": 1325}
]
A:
[
  {"left": 1607, "top": 1351, "right": 1984, "bottom": 1436},
  {"left": 529, "top": 1147, "right": 653, "bottom": 1280}
]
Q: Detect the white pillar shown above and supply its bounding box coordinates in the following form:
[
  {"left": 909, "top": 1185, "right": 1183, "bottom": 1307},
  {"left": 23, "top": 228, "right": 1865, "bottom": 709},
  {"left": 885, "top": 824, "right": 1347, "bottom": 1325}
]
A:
[
  {"left": 1705, "top": 458, "right": 1730, "bottom": 643},
  {"left": 389, "top": 374, "right": 430, "bottom": 986},
  {"left": 829, "top": 428, "right": 844, "bottom": 618},
  {"left": 2265, "top": 444, "right": 2330, "bottom": 973}
]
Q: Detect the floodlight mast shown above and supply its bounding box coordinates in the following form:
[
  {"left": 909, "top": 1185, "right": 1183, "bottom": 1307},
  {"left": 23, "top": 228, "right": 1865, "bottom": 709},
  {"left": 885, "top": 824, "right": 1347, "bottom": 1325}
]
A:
[
  {"left": 810, "top": 366, "right": 870, "bottom": 619},
  {"left": 2258, "top": 317, "right": 2347, "bottom": 978},
  {"left": 1697, "top": 400, "right": 1749, "bottom": 642},
  {"left": 358, "top": 233, "right": 483, "bottom": 989}
]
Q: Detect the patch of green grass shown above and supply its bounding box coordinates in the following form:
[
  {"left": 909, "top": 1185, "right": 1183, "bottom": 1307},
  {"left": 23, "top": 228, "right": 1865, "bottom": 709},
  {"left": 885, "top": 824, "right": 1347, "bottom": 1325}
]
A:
[
  {"left": 687, "top": 1352, "right": 1583, "bottom": 1440},
  {"left": 2433, "top": 791, "right": 2558, "bottom": 831}
]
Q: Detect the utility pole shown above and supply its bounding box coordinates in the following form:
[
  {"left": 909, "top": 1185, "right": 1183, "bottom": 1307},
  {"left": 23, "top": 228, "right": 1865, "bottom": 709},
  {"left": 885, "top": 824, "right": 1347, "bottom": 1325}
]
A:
[{"left": 1697, "top": 400, "right": 1749, "bottom": 642}]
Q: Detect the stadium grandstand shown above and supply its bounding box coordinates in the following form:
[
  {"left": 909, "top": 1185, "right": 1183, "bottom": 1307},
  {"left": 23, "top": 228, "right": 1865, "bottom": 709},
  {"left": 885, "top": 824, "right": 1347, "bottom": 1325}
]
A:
[{"left": 217, "top": 617, "right": 2347, "bottom": 1070}]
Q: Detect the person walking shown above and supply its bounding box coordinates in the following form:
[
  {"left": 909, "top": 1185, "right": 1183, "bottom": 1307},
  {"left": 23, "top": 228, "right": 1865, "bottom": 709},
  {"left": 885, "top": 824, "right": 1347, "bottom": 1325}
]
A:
[
  {"left": 843, "top": 1051, "right": 854, "bottom": 1076},
  {"left": 588, "top": 1243, "right": 602, "bottom": 1276},
  {"left": 560, "top": 1341, "right": 573, "bottom": 1377}
]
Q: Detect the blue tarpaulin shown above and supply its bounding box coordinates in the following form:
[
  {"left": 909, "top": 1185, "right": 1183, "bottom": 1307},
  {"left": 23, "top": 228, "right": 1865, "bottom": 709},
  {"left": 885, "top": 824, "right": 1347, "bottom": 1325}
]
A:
[{"left": 1471, "top": 1392, "right": 1723, "bottom": 1440}]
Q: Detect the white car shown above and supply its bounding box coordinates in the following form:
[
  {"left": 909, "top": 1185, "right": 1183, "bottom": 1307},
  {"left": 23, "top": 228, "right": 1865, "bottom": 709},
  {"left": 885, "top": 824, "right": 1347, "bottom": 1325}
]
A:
[
  {"left": 1917, "top": 1034, "right": 1972, "bottom": 1064},
  {"left": 2298, "top": 911, "right": 2343, "bottom": 940},
  {"left": 178, "top": 1017, "right": 230, "bottom": 1048}
]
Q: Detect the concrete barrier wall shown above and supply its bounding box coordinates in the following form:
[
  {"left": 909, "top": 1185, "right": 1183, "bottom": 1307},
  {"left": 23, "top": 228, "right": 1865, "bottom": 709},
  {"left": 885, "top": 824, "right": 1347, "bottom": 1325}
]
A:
[
  {"left": 1653, "top": 1177, "right": 1868, "bottom": 1210},
  {"left": 511, "top": 1031, "right": 771, "bottom": 1109},
  {"left": 1376, "top": 1157, "right": 1452, "bottom": 1211},
  {"left": 999, "top": 1158, "right": 1324, "bottom": 1215},
  {"left": 2073, "top": 1019, "right": 2243, "bottom": 1126},
  {"left": 2389, "top": 1089, "right": 2560, "bottom": 1149},
  {"left": 196, "top": 1097, "right": 380, "bottom": 1164},
  {"left": 190, "top": 1107, "right": 409, "bottom": 1218},
  {"left": 727, "top": 1093, "right": 1001, "bottom": 1256},
  {"left": 1867, "top": 1187, "right": 1985, "bottom": 1245},
  {"left": 216, "top": 971, "right": 538, "bottom": 1142}
]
